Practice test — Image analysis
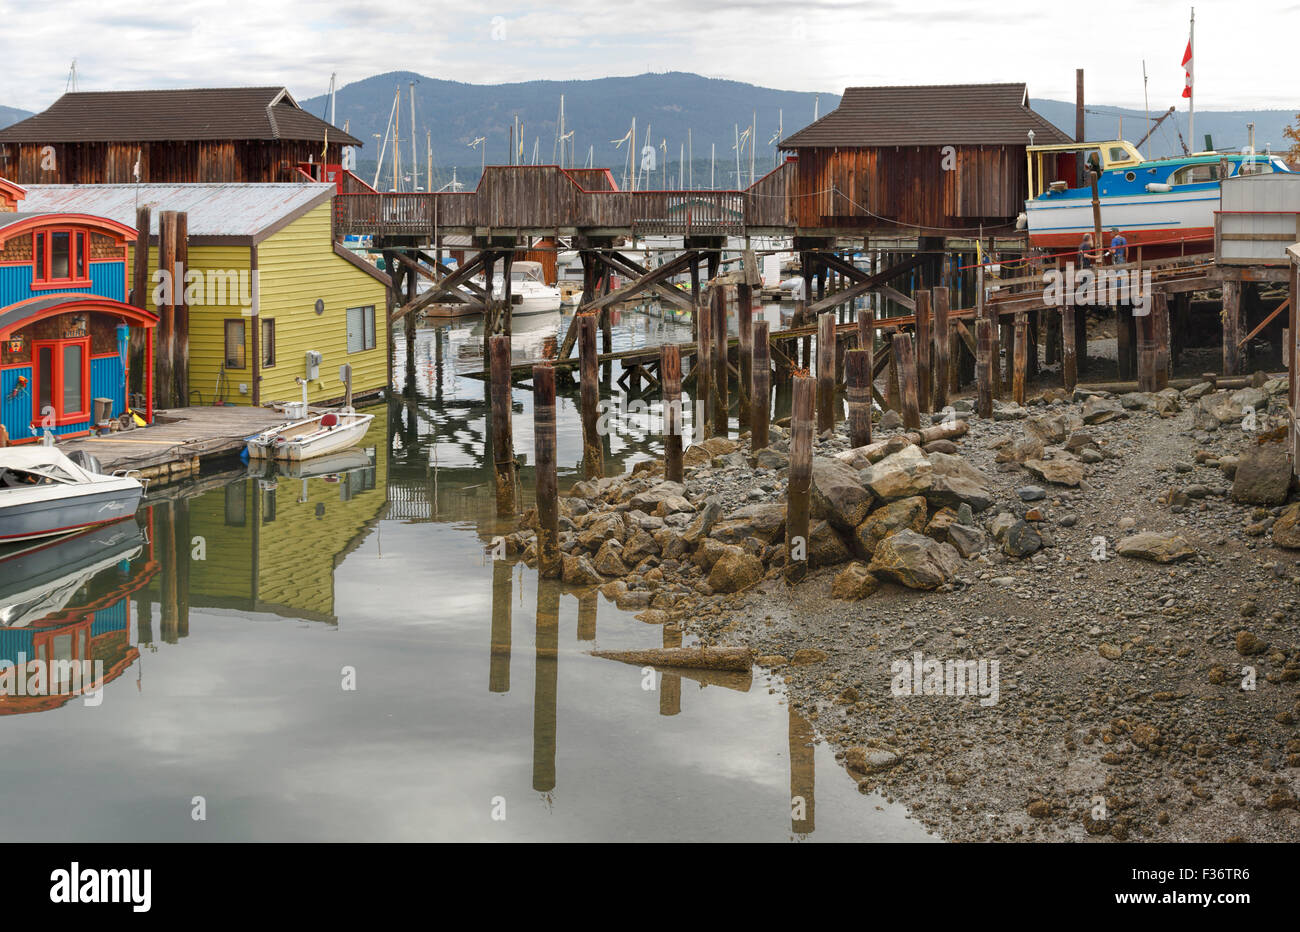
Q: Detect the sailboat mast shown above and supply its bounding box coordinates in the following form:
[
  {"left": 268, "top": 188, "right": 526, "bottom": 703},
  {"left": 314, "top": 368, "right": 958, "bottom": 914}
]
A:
[
  {"left": 409, "top": 81, "right": 417, "bottom": 187},
  {"left": 391, "top": 86, "right": 400, "bottom": 191},
  {"left": 750, "top": 109, "right": 756, "bottom": 186},
  {"left": 688, "top": 128, "right": 693, "bottom": 189}
]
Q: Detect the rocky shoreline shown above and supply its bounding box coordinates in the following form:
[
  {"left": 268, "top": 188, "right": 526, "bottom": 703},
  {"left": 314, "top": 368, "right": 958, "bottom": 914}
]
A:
[{"left": 507, "top": 375, "right": 1300, "bottom": 842}]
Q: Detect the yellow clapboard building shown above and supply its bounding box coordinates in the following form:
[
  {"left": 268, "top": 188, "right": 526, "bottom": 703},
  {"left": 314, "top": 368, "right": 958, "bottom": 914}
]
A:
[{"left": 17, "top": 183, "right": 390, "bottom": 407}]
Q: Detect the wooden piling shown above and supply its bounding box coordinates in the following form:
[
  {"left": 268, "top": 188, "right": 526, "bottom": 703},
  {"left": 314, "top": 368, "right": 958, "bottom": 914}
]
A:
[
  {"left": 785, "top": 374, "right": 814, "bottom": 584},
  {"left": 932, "top": 287, "right": 950, "bottom": 411},
  {"left": 914, "top": 289, "right": 931, "bottom": 413},
  {"left": 533, "top": 364, "right": 560, "bottom": 578},
  {"left": 816, "top": 312, "right": 835, "bottom": 433},
  {"left": 578, "top": 314, "right": 603, "bottom": 479},
  {"left": 661, "top": 343, "right": 684, "bottom": 482},
  {"left": 174, "top": 212, "right": 189, "bottom": 406},
  {"left": 1116, "top": 306, "right": 1133, "bottom": 380},
  {"left": 156, "top": 210, "right": 177, "bottom": 409},
  {"left": 489, "top": 335, "right": 517, "bottom": 515},
  {"left": 752, "top": 320, "right": 770, "bottom": 450},
  {"left": 1136, "top": 306, "right": 1158, "bottom": 392},
  {"left": 128, "top": 205, "right": 151, "bottom": 398},
  {"left": 1153, "top": 291, "right": 1170, "bottom": 390},
  {"left": 857, "top": 308, "right": 873, "bottom": 353},
  {"left": 696, "top": 299, "right": 713, "bottom": 438},
  {"left": 892, "top": 332, "right": 921, "bottom": 430},
  {"left": 737, "top": 283, "right": 753, "bottom": 428},
  {"left": 712, "top": 286, "right": 728, "bottom": 437},
  {"left": 1013, "top": 312, "right": 1028, "bottom": 405},
  {"left": 976, "top": 317, "right": 994, "bottom": 419},
  {"left": 845, "top": 347, "right": 871, "bottom": 448},
  {"left": 1061, "top": 306, "right": 1078, "bottom": 390},
  {"left": 489, "top": 558, "right": 512, "bottom": 692}
]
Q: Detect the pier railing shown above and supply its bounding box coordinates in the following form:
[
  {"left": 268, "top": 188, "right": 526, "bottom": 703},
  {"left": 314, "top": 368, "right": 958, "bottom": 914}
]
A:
[{"left": 332, "top": 160, "right": 799, "bottom": 239}]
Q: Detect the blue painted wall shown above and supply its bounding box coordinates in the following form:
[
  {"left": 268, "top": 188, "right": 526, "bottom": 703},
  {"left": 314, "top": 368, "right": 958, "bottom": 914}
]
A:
[
  {"left": 0, "top": 364, "right": 36, "bottom": 442},
  {"left": 90, "top": 354, "right": 125, "bottom": 419},
  {"left": 91, "top": 600, "right": 128, "bottom": 638},
  {"left": 0, "top": 260, "right": 126, "bottom": 306}
]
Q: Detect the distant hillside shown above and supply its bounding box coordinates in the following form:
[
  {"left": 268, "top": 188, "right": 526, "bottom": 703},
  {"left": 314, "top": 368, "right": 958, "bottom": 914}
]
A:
[
  {"left": 302, "top": 71, "right": 838, "bottom": 191},
  {"left": 0, "top": 105, "right": 32, "bottom": 130},
  {"left": 1031, "top": 98, "right": 1296, "bottom": 159}
]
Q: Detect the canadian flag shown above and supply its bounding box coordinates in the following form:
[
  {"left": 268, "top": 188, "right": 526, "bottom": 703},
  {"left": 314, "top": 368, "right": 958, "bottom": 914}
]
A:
[{"left": 1181, "top": 39, "right": 1193, "bottom": 98}]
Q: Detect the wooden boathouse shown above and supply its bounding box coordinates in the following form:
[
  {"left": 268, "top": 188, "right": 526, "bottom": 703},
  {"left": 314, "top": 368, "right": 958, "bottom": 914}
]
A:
[{"left": 0, "top": 87, "right": 362, "bottom": 185}]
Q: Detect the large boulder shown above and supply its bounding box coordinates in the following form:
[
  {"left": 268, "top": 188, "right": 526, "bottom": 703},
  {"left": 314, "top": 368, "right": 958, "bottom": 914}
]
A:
[
  {"left": 854, "top": 496, "right": 928, "bottom": 557},
  {"left": 811, "top": 456, "right": 875, "bottom": 530},
  {"left": 1116, "top": 532, "right": 1197, "bottom": 563},
  {"left": 831, "top": 562, "right": 881, "bottom": 600},
  {"left": 946, "top": 523, "right": 987, "bottom": 558},
  {"left": 681, "top": 498, "right": 723, "bottom": 545},
  {"left": 926, "top": 452, "right": 995, "bottom": 511},
  {"left": 1082, "top": 396, "right": 1127, "bottom": 424},
  {"left": 859, "top": 444, "right": 933, "bottom": 501},
  {"left": 593, "top": 540, "right": 628, "bottom": 576},
  {"left": 707, "top": 547, "right": 764, "bottom": 593},
  {"left": 711, "top": 503, "right": 786, "bottom": 544},
  {"left": 561, "top": 553, "right": 604, "bottom": 586},
  {"left": 1002, "top": 520, "right": 1042, "bottom": 558},
  {"left": 1023, "top": 455, "right": 1085, "bottom": 487},
  {"left": 628, "top": 480, "right": 687, "bottom": 512},
  {"left": 868, "top": 529, "right": 963, "bottom": 590},
  {"left": 1274, "top": 503, "right": 1300, "bottom": 550},
  {"left": 621, "top": 528, "right": 660, "bottom": 565},
  {"left": 808, "top": 519, "right": 853, "bottom": 567},
  {"left": 578, "top": 513, "right": 626, "bottom": 550},
  {"left": 1230, "top": 443, "right": 1292, "bottom": 506}
]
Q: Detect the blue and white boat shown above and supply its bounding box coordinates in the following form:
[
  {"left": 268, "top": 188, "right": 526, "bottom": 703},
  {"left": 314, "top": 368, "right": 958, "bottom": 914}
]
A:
[{"left": 1023, "top": 140, "right": 1295, "bottom": 257}]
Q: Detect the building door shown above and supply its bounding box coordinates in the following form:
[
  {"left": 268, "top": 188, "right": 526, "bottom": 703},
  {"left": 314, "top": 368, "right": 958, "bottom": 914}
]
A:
[{"left": 31, "top": 338, "right": 90, "bottom": 428}]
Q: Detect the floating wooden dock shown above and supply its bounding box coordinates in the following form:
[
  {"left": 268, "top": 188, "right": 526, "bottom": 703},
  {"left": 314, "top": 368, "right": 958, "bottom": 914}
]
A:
[{"left": 58, "top": 406, "right": 289, "bottom": 483}]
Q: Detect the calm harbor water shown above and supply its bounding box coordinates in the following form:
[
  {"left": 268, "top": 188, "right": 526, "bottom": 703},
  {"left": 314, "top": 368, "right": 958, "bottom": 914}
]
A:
[{"left": 0, "top": 306, "right": 931, "bottom": 842}]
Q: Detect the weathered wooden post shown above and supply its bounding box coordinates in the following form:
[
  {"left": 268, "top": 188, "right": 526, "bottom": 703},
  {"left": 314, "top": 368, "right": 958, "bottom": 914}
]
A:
[
  {"left": 578, "top": 314, "right": 603, "bottom": 479},
  {"left": 156, "top": 210, "right": 177, "bottom": 409},
  {"left": 1061, "top": 306, "right": 1078, "bottom": 390},
  {"left": 785, "top": 374, "right": 814, "bottom": 583},
  {"left": 712, "top": 285, "right": 728, "bottom": 437},
  {"left": 1013, "top": 312, "right": 1028, "bottom": 405},
  {"left": 914, "top": 289, "right": 931, "bottom": 413},
  {"left": 816, "top": 311, "right": 835, "bottom": 433},
  {"left": 1136, "top": 306, "right": 1158, "bottom": 392},
  {"left": 129, "top": 205, "right": 151, "bottom": 398},
  {"left": 174, "top": 212, "right": 189, "bottom": 407},
  {"left": 661, "top": 344, "right": 684, "bottom": 483},
  {"left": 752, "top": 320, "right": 770, "bottom": 451},
  {"left": 845, "top": 347, "right": 871, "bottom": 448},
  {"left": 695, "top": 299, "right": 713, "bottom": 438},
  {"left": 489, "top": 335, "right": 517, "bottom": 515},
  {"left": 932, "top": 286, "right": 950, "bottom": 411},
  {"left": 532, "top": 576, "right": 559, "bottom": 793},
  {"left": 533, "top": 364, "right": 560, "bottom": 578},
  {"left": 976, "top": 317, "right": 994, "bottom": 419},
  {"left": 857, "top": 308, "right": 873, "bottom": 353},
  {"left": 892, "top": 332, "right": 921, "bottom": 430},
  {"left": 1153, "top": 291, "right": 1170, "bottom": 390},
  {"left": 737, "top": 283, "right": 753, "bottom": 428}
]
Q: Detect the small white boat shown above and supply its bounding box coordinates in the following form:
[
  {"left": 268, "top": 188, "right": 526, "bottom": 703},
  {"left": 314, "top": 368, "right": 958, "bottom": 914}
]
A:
[
  {"left": 246, "top": 408, "right": 374, "bottom": 462},
  {"left": 0, "top": 448, "right": 144, "bottom": 543},
  {"left": 493, "top": 261, "right": 562, "bottom": 314}
]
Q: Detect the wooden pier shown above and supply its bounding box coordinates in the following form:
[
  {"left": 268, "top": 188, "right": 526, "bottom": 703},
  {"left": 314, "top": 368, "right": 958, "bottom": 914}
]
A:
[{"left": 57, "top": 406, "right": 289, "bottom": 483}]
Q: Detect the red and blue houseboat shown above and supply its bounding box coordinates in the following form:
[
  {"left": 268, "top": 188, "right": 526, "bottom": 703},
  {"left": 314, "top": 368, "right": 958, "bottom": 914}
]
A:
[{"left": 0, "top": 177, "right": 156, "bottom": 445}]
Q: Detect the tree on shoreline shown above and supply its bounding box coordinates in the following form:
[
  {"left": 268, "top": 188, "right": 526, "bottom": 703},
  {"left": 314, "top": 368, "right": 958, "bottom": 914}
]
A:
[{"left": 1286, "top": 113, "right": 1300, "bottom": 167}]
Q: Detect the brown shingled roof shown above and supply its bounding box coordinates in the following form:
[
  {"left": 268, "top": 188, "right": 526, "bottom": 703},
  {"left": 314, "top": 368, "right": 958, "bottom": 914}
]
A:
[
  {"left": 0, "top": 87, "right": 362, "bottom": 147},
  {"left": 780, "top": 83, "right": 1072, "bottom": 149}
]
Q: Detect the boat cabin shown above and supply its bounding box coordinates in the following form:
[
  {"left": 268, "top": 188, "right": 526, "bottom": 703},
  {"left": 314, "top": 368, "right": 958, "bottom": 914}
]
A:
[{"left": 0, "top": 181, "right": 155, "bottom": 444}]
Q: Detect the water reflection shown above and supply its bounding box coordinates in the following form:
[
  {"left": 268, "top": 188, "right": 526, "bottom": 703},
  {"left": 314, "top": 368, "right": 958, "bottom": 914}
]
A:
[{"left": 0, "top": 306, "right": 930, "bottom": 842}]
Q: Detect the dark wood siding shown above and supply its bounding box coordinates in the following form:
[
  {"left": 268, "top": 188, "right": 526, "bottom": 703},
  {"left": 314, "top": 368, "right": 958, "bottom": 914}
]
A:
[
  {"left": 0, "top": 140, "right": 348, "bottom": 184},
  {"left": 791, "top": 144, "right": 1028, "bottom": 230}
]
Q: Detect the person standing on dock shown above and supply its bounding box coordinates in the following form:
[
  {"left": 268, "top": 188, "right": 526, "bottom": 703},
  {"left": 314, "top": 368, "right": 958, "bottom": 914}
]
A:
[
  {"left": 1109, "top": 228, "right": 1128, "bottom": 265},
  {"left": 1079, "top": 233, "right": 1095, "bottom": 269}
]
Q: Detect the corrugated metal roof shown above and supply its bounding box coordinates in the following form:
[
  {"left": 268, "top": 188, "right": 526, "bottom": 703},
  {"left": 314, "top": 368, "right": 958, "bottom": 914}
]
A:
[
  {"left": 0, "top": 87, "right": 362, "bottom": 146},
  {"left": 780, "top": 83, "right": 1073, "bottom": 148},
  {"left": 15, "top": 183, "right": 335, "bottom": 238}
]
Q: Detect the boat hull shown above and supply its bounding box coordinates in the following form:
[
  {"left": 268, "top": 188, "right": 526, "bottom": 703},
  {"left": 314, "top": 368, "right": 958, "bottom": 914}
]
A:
[
  {"left": 247, "top": 413, "right": 374, "bottom": 462},
  {"left": 1026, "top": 189, "right": 1219, "bottom": 254},
  {"left": 0, "top": 481, "right": 143, "bottom": 543}
]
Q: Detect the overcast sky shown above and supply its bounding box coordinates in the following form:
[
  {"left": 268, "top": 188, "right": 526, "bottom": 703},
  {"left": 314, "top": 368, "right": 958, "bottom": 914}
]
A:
[{"left": 0, "top": 0, "right": 1295, "bottom": 113}]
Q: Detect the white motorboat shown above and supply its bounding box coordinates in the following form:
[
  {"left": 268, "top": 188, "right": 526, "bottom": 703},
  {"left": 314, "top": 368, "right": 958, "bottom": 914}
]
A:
[
  {"left": 0, "top": 448, "right": 144, "bottom": 544},
  {"left": 246, "top": 408, "right": 374, "bottom": 462},
  {"left": 493, "top": 261, "right": 562, "bottom": 315}
]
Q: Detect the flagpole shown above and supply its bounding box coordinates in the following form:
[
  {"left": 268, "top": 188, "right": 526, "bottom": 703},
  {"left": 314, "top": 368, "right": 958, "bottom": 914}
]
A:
[{"left": 1188, "top": 7, "right": 1195, "bottom": 151}]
